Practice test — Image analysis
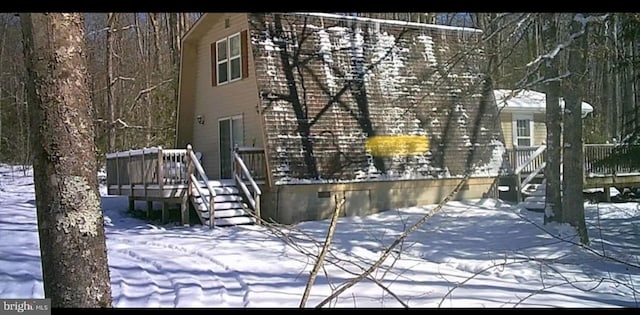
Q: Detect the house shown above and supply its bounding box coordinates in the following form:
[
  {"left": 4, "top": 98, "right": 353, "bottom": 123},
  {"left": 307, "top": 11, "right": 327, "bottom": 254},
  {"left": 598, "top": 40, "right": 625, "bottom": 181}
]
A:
[
  {"left": 169, "top": 12, "right": 509, "bottom": 224},
  {"left": 494, "top": 89, "right": 594, "bottom": 150}
]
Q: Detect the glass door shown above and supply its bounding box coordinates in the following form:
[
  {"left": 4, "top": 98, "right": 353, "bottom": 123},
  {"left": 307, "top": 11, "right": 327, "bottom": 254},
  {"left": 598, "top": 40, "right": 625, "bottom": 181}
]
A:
[{"left": 218, "top": 115, "right": 243, "bottom": 179}]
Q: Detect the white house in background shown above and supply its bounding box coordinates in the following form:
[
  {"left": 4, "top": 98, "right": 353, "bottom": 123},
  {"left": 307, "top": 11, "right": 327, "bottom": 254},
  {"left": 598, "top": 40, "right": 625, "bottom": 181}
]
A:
[{"left": 494, "top": 89, "right": 594, "bottom": 149}]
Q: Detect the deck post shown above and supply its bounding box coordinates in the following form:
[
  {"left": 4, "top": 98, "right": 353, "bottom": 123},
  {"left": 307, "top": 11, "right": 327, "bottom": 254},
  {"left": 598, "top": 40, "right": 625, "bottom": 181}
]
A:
[
  {"left": 142, "top": 148, "right": 147, "bottom": 202},
  {"left": 128, "top": 197, "right": 134, "bottom": 212},
  {"left": 161, "top": 201, "right": 168, "bottom": 224},
  {"left": 254, "top": 193, "right": 261, "bottom": 225},
  {"left": 181, "top": 191, "right": 189, "bottom": 226},
  {"left": 116, "top": 155, "right": 121, "bottom": 195},
  {"left": 209, "top": 197, "right": 215, "bottom": 228},
  {"left": 128, "top": 150, "right": 133, "bottom": 198},
  {"left": 182, "top": 144, "right": 194, "bottom": 226},
  {"left": 158, "top": 146, "right": 164, "bottom": 190},
  {"left": 146, "top": 200, "right": 153, "bottom": 218}
]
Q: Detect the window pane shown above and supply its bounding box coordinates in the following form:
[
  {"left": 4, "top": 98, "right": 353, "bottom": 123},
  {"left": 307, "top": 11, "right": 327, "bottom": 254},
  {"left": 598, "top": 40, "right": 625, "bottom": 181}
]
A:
[
  {"left": 229, "top": 34, "right": 241, "bottom": 57},
  {"left": 230, "top": 58, "right": 241, "bottom": 80},
  {"left": 217, "top": 40, "right": 227, "bottom": 61},
  {"left": 516, "top": 119, "right": 530, "bottom": 137},
  {"left": 218, "top": 61, "right": 228, "bottom": 83},
  {"left": 517, "top": 138, "right": 531, "bottom": 147}
]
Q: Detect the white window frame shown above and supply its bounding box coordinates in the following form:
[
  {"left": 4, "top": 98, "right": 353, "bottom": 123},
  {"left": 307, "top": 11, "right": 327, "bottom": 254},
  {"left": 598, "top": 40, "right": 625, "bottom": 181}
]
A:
[
  {"left": 216, "top": 32, "right": 242, "bottom": 85},
  {"left": 512, "top": 114, "right": 534, "bottom": 147}
]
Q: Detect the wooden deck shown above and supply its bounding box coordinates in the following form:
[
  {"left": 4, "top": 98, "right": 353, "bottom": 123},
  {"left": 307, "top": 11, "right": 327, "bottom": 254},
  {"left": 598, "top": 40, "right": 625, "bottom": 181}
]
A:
[
  {"left": 505, "top": 144, "right": 640, "bottom": 203},
  {"left": 105, "top": 145, "right": 267, "bottom": 227},
  {"left": 106, "top": 180, "right": 235, "bottom": 200}
]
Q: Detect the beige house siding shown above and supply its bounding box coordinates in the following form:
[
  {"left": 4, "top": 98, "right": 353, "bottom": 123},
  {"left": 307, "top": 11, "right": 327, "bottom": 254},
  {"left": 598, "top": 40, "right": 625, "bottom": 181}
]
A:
[
  {"left": 533, "top": 113, "right": 547, "bottom": 146},
  {"left": 192, "top": 13, "right": 262, "bottom": 178},
  {"left": 500, "top": 112, "right": 547, "bottom": 149},
  {"left": 176, "top": 41, "right": 198, "bottom": 149},
  {"left": 500, "top": 112, "right": 513, "bottom": 149}
]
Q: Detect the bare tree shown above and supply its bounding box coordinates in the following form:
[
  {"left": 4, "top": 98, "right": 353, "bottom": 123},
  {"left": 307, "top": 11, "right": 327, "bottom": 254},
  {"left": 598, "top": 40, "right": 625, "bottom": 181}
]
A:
[
  {"left": 20, "top": 13, "right": 112, "bottom": 307},
  {"left": 542, "top": 13, "right": 563, "bottom": 224},
  {"left": 106, "top": 13, "right": 117, "bottom": 152},
  {"left": 561, "top": 13, "right": 590, "bottom": 244}
]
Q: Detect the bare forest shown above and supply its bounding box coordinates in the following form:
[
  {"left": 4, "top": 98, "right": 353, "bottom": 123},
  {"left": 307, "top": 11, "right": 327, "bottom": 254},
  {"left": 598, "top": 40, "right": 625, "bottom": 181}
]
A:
[
  {"left": 1, "top": 13, "right": 639, "bottom": 165},
  {"left": 0, "top": 13, "right": 202, "bottom": 166}
]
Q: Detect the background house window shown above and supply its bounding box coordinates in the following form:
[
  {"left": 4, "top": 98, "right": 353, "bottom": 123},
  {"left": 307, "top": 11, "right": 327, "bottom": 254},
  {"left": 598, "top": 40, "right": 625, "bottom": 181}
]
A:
[
  {"left": 216, "top": 33, "right": 241, "bottom": 85},
  {"left": 515, "top": 118, "right": 532, "bottom": 147}
]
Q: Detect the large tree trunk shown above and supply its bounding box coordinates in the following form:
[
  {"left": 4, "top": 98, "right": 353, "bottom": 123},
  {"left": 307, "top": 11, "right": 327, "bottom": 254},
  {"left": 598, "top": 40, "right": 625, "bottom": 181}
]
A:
[
  {"left": 542, "top": 13, "right": 563, "bottom": 224},
  {"left": 561, "top": 13, "right": 589, "bottom": 245},
  {"left": 20, "top": 13, "right": 112, "bottom": 307}
]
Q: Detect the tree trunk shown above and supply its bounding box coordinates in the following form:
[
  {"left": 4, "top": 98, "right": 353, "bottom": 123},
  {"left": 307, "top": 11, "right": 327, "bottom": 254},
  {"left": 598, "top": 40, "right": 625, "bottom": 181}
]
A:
[
  {"left": 0, "top": 18, "right": 5, "bottom": 157},
  {"left": 613, "top": 15, "right": 621, "bottom": 140},
  {"left": 542, "top": 13, "right": 563, "bottom": 224},
  {"left": 561, "top": 13, "right": 589, "bottom": 245},
  {"left": 106, "top": 13, "right": 117, "bottom": 152},
  {"left": 20, "top": 13, "right": 112, "bottom": 307}
]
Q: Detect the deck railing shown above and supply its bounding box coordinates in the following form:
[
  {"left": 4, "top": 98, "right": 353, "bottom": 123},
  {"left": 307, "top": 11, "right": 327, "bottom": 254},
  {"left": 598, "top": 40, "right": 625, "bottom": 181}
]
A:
[
  {"left": 234, "top": 146, "right": 267, "bottom": 182},
  {"left": 507, "top": 145, "right": 547, "bottom": 201},
  {"left": 584, "top": 144, "right": 639, "bottom": 175},
  {"left": 105, "top": 147, "right": 189, "bottom": 195},
  {"left": 233, "top": 146, "right": 265, "bottom": 225},
  {"left": 506, "top": 146, "right": 547, "bottom": 174}
]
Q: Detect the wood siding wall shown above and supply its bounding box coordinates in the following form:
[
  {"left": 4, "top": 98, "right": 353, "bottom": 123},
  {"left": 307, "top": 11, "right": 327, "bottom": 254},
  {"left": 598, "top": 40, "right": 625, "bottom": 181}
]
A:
[
  {"left": 249, "top": 13, "right": 506, "bottom": 184},
  {"left": 192, "top": 13, "right": 262, "bottom": 178}
]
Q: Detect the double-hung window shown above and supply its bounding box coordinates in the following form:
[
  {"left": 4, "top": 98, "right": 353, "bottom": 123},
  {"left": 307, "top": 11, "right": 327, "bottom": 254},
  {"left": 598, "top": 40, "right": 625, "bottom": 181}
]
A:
[
  {"left": 513, "top": 115, "right": 534, "bottom": 147},
  {"left": 211, "top": 31, "right": 248, "bottom": 86}
]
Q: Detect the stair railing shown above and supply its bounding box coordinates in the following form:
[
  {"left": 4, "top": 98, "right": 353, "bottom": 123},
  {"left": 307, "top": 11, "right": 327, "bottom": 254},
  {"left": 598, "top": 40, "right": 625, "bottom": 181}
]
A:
[
  {"left": 186, "top": 144, "right": 217, "bottom": 228},
  {"left": 514, "top": 145, "right": 547, "bottom": 201},
  {"left": 232, "top": 147, "right": 262, "bottom": 225}
]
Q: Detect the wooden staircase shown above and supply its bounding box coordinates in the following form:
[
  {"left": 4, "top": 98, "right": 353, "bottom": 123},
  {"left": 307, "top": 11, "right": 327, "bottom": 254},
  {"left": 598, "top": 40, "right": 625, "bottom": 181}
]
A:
[
  {"left": 521, "top": 179, "right": 547, "bottom": 211},
  {"left": 190, "top": 180, "right": 256, "bottom": 227},
  {"left": 185, "top": 144, "right": 262, "bottom": 228},
  {"left": 508, "top": 145, "right": 549, "bottom": 211}
]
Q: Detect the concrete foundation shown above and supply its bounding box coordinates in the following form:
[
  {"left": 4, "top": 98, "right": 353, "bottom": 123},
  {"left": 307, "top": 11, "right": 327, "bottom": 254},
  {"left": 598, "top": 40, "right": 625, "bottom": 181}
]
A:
[{"left": 260, "top": 177, "right": 498, "bottom": 225}]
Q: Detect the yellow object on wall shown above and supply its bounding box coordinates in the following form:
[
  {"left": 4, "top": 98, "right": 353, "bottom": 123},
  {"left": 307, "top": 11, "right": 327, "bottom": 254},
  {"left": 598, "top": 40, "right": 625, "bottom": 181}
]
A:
[{"left": 365, "top": 135, "right": 430, "bottom": 157}]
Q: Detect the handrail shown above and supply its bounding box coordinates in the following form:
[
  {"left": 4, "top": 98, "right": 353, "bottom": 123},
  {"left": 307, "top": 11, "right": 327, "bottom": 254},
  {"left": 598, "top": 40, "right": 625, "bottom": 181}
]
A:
[
  {"left": 186, "top": 144, "right": 217, "bottom": 228},
  {"left": 514, "top": 145, "right": 546, "bottom": 175},
  {"left": 233, "top": 150, "right": 262, "bottom": 224},
  {"left": 190, "top": 173, "right": 214, "bottom": 227},
  {"left": 234, "top": 173, "right": 256, "bottom": 209},
  {"left": 188, "top": 149, "right": 217, "bottom": 196},
  {"left": 233, "top": 151, "right": 262, "bottom": 195},
  {"left": 520, "top": 161, "right": 546, "bottom": 193},
  {"left": 106, "top": 147, "right": 160, "bottom": 159}
]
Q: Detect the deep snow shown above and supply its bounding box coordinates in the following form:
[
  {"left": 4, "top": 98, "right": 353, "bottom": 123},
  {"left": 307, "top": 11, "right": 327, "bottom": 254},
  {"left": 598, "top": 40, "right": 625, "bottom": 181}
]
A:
[{"left": 0, "top": 164, "right": 638, "bottom": 308}]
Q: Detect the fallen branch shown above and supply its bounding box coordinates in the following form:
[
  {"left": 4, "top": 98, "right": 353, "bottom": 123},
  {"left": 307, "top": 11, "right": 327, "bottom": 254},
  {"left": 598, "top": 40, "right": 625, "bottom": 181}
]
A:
[
  {"left": 300, "top": 195, "right": 345, "bottom": 307},
  {"left": 315, "top": 173, "right": 471, "bottom": 308}
]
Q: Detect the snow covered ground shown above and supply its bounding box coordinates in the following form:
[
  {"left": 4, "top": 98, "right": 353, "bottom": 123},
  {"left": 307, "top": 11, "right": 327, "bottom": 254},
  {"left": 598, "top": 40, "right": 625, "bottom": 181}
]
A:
[{"left": 1, "top": 164, "right": 639, "bottom": 307}]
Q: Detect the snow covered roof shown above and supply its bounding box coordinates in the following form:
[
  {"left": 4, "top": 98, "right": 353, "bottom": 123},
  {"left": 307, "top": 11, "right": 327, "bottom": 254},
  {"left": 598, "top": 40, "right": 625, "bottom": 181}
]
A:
[{"left": 494, "top": 89, "right": 594, "bottom": 118}]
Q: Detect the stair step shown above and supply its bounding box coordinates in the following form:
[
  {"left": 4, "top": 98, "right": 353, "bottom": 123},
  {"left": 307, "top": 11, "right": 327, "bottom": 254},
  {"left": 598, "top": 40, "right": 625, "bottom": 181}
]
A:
[
  {"left": 195, "top": 179, "right": 236, "bottom": 188},
  {"left": 206, "top": 201, "right": 245, "bottom": 210},
  {"left": 193, "top": 194, "right": 243, "bottom": 203},
  {"left": 522, "top": 196, "right": 545, "bottom": 211},
  {"left": 192, "top": 186, "right": 240, "bottom": 196},
  {"left": 200, "top": 208, "right": 250, "bottom": 219},
  {"left": 195, "top": 201, "right": 244, "bottom": 211},
  {"left": 206, "top": 216, "right": 256, "bottom": 227}
]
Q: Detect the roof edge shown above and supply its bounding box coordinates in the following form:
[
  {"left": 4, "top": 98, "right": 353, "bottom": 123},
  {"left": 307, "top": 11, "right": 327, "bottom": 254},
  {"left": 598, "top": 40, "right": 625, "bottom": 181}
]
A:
[{"left": 291, "top": 12, "right": 483, "bottom": 33}]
